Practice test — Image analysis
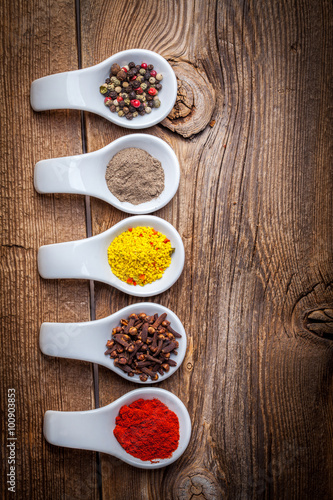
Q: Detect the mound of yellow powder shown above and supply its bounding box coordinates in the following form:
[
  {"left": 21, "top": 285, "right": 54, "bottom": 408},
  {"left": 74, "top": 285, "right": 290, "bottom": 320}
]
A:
[{"left": 107, "top": 226, "right": 174, "bottom": 286}]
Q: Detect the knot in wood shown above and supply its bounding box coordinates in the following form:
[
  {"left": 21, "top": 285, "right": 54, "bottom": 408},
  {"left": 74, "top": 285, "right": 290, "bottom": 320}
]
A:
[
  {"left": 161, "top": 61, "right": 216, "bottom": 138},
  {"left": 175, "top": 471, "right": 222, "bottom": 500},
  {"left": 305, "top": 309, "right": 333, "bottom": 340}
]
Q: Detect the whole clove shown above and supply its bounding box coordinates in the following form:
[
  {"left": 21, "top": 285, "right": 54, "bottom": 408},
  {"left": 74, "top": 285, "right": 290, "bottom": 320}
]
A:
[{"left": 105, "top": 311, "right": 181, "bottom": 381}]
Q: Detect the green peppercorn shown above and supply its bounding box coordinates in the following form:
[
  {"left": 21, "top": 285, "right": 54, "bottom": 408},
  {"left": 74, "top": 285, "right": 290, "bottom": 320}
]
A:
[
  {"left": 110, "top": 76, "right": 117, "bottom": 83},
  {"left": 113, "top": 79, "right": 121, "bottom": 86},
  {"left": 145, "top": 106, "right": 152, "bottom": 114},
  {"left": 120, "top": 93, "right": 127, "bottom": 99},
  {"left": 123, "top": 106, "right": 129, "bottom": 114},
  {"left": 136, "top": 75, "right": 144, "bottom": 83},
  {"left": 107, "top": 84, "right": 114, "bottom": 90},
  {"left": 105, "top": 99, "right": 112, "bottom": 107},
  {"left": 154, "top": 99, "right": 161, "bottom": 108},
  {"left": 113, "top": 99, "right": 118, "bottom": 106},
  {"left": 116, "top": 106, "right": 120, "bottom": 112},
  {"left": 132, "top": 111, "right": 139, "bottom": 117},
  {"left": 115, "top": 86, "right": 122, "bottom": 93},
  {"left": 149, "top": 77, "right": 156, "bottom": 84},
  {"left": 122, "top": 81, "right": 129, "bottom": 88},
  {"left": 118, "top": 110, "right": 125, "bottom": 117},
  {"left": 156, "top": 73, "right": 163, "bottom": 81},
  {"left": 100, "top": 84, "right": 108, "bottom": 93},
  {"left": 139, "top": 68, "right": 146, "bottom": 75},
  {"left": 124, "top": 98, "right": 130, "bottom": 105}
]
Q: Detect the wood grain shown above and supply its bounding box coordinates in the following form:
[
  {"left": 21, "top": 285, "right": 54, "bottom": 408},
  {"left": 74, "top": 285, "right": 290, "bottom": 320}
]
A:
[
  {"left": 1, "top": 0, "right": 332, "bottom": 498},
  {"left": 1, "top": 1, "right": 98, "bottom": 499},
  {"left": 81, "top": 0, "right": 333, "bottom": 499}
]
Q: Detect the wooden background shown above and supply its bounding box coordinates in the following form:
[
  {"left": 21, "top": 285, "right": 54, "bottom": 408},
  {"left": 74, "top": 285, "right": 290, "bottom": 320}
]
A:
[{"left": 1, "top": 0, "right": 332, "bottom": 498}]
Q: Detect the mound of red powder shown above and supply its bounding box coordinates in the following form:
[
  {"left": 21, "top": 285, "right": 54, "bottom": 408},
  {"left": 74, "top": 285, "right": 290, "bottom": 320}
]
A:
[{"left": 114, "top": 398, "right": 180, "bottom": 461}]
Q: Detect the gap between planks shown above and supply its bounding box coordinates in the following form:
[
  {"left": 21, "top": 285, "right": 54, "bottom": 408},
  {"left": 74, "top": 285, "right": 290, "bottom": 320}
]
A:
[{"left": 75, "top": 0, "right": 102, "bottom": 498}]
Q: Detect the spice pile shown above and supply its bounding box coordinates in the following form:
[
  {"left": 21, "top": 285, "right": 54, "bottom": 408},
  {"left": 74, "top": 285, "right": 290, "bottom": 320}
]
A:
[
  {"left": 100, "top": 61, "right": 163, "bottom": 121},
  {"left": 105, "top": 148, "right": 165, "bottom": 205},
  {"left": 107, "top": 226, "right": 174, "bottom": 286},
  {"left": 105, "top": 311, "right": 181, "bottom": 382},
  {"left": 114, "top": 398, "right": 180, "bottom": 461}
]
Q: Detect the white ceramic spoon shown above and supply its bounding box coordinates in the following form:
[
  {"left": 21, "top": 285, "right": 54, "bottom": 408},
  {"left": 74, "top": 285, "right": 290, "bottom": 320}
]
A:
[
  {"left": 38, "top": 215, "right": 185, "bottom": 297},
  {"left": 40, "top": 303, "right": 186, "bottom": 384},
  {"left": 44, "top": 387, "right": 191, "bottom": 469},
  {"left": 34, "top": 134, "right": 180, "bottom": 215},
  {"left": 30, "top": 49, "right": 177, "bottom": 129}
]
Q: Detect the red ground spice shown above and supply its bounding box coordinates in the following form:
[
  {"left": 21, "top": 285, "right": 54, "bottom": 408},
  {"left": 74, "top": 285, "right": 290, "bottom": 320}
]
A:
[{"left": 113, "top": 398, "right": 180, "bottom": 461}]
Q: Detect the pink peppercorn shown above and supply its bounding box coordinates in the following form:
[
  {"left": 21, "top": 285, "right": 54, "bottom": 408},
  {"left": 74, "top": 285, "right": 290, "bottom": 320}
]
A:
[
  {"left": 121, "top": 67, "right": 128, "bottom": 72},
  {"left": 130, "top": 99, "right": 141, "bottom": 108},
  {"left": 141, "top": 63, "right": 148, "bottom": 69},
  {"left": 104, "top": 97, "right": 112, "bottom": 104},
  {"left": 150, "top": 70, "right": 157, "bottom": 77},
  {"left": 117, "top": 96, "right": 123, "bottom": 102},
  {"left": 148, "top": 88, "right": 157, "bottom": 96}
]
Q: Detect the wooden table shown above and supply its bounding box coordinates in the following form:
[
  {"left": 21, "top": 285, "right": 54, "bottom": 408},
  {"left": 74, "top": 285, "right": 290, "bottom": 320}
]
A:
[{"left": 1, "top": 0, "right": 332, "bottom": 498}]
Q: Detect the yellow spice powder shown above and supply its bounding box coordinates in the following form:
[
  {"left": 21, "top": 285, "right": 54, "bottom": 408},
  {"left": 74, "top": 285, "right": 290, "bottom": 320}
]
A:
[{"left": 107, "top": 226, "right": 174, "bottom": 286}]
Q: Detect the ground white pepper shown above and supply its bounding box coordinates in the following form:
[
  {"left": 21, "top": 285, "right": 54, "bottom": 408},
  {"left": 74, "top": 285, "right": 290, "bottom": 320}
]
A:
[{"left": 105, "top": 148, "right": 165, "bottom": 205}]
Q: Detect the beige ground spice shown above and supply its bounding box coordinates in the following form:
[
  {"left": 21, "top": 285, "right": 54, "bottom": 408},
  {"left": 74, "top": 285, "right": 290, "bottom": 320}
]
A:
[{"left": 105, "top": 148, "right": 165, "bottom": 205}]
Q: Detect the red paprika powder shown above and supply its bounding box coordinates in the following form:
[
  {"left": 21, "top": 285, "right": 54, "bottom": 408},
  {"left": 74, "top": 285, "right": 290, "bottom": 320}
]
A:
[{"left": 113, "top": 398, "right": 180, "bottom": 461}]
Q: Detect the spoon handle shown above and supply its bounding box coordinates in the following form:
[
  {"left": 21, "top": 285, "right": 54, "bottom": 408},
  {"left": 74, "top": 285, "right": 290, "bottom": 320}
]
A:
[
  {"left": 38, "top": 236, "right": 105, "bottom": 281},
  {"left": 39, "top": 319, "right": 111, "bottom": 367},
  {"left": 30, "top": 70, "right": 91, "bottom": 111},
  {"left": 44, "top": 407, "right": 117, "bottom": 455},
  {"left": 34, "top": 155, "right": 91, "bottom": 194}
]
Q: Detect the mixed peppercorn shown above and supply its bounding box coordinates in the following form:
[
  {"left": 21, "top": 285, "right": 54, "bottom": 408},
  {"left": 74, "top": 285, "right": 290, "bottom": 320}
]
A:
[
  {"left": 100, "top": 61, "right": 163, "bottom": 120},
  {"left": 105, "top": 312, "right": 181, "bottom": 382}
]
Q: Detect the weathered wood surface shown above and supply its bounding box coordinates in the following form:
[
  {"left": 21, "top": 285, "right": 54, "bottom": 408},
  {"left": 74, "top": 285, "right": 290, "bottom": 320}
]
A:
[{"left": 1, "top": 0, "right": 332, "bottom": 498}]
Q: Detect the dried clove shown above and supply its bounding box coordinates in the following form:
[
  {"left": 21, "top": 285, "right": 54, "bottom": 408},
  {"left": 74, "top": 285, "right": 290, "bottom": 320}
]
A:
[{"left": 105, "top": 311, "right": 181, "bottom": 381}]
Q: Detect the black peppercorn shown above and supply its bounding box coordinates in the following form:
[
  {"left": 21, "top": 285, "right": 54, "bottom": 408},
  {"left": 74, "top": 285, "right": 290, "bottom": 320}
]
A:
[
  {"left": 110, "top": 91, "right": 117, "bottom": 99},
  {"left": 126, "top": 113, "right": 133, "bottom": 120},
  {"left": 135, "top": 65, "right": 141, "bottom": 70},
  {"left": 132, "top": 68, "right": 138, "bottom": 75},
  {"left": 155, "top": 83, "right": 162, "bottom": 91},
  {"left": 129, "top": 105, "right": 135, "bottom": 113},
  {"left": 119, "top": 101, "right": 125, "bottom": 108},
  {"left": 144, "top": 73, "right": 150, "bottom": 80},
  {"left": 146, "top": 95, "right": 153, "bottom": 101},
  {"left": 148, "top": 64, "right": 154, "bottom": 70},
  {"left": 128, "top": 62, "right": 135, "bottom": 68},
  {"left": 139, "top": 110, "right": 146, "bottom": 116},
  {"left": 105, "top": 77, "right": 111, "bottom": 84},
  {"left": 138, "top": 104, "right": 144, "bottom": 111},
  {"left": 111, "top": 63, "right": 120, "bottom": 76},
  {"left": 117, "top": 70, "right": 127, "bottom": 81},
  {"left": 132, "top": 81, "right": 140, "bottom": 89},
  {"left": 129, "top": 91, "right": 136, "bottom": 99}
]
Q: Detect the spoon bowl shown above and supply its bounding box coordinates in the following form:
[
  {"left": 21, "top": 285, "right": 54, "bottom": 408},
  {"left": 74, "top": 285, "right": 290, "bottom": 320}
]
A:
[
  {"left": 34, "top": 134, "right": 180, "bottom": 214},
  {"left": 38, "top": 215, "right": 185, "bottom": 297},
  {"left": 44, "top": 387, "right": 191, "bottom": 469},
  {"left": 30, "top": 49, "right": 177, "bottom": 129},
  {"left": 40, "top": 302, "right": 186, "bottom": 384}
]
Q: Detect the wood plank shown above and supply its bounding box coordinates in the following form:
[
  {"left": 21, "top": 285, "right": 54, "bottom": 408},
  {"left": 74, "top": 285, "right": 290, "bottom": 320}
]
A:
[
  {"left": 81, "top": 0, "right": 333, "bottom": 498},
  {"left": 1, "top": 0, "right": 98, "bottom": 498}
]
